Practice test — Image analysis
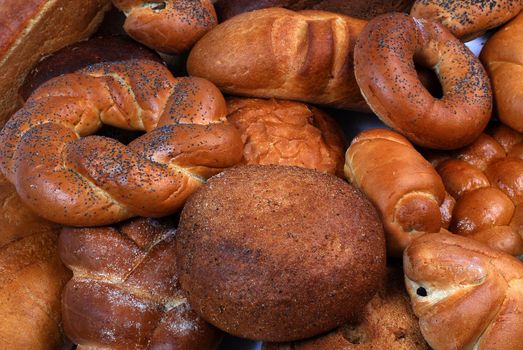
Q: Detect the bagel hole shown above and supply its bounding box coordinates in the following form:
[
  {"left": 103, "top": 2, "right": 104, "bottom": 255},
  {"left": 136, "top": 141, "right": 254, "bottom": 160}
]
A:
[
  {"left": 416, "top": 287, "right": 428, "bottom": 297},
  {"left": 341, "top": 324, "right": 368, "bottom": 345},
  {"left": 143, "top": 1, "right": 167, "bottom": 11},
  {"left": 416, "top": 65, "right": 443, "bottom": 99},
  {"left": 96, "top": 125, "right": 145, "bottom": 145}
]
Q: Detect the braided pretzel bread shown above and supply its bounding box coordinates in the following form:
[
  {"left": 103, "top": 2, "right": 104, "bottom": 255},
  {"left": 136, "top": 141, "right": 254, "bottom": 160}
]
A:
[
  {"left": 0, "top": 59, "right": 243, "bottom": 227},
  {"left": 354, "top": 13, "right": 492, "bottom": 150},
  {"left": 111, "top": 0, "right": 217, "bottom": 53},
  {"left": 430, "top": 124, "right": 523, "bottom": 256},
  {"left": 60, "top": 217, "right": 223, "bottom": 349},
  {"left": 345, "top": 129, "right": 454, "bottom": 257},
  {"left": 411, "top": 0, "right": 522, "bottom": 40},
  {"left": 404, "top": 232, "right": 523, "bottom": 350}
]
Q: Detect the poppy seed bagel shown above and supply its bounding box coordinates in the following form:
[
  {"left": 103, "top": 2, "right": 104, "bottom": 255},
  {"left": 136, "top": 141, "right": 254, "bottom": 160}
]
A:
[{"left": 175, "top": 165, "right": 386, "bottom": 341}]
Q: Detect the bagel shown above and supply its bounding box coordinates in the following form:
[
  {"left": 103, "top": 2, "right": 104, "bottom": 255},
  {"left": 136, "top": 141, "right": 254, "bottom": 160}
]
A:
[
  {"left": 354, "top": 13, "right": 492, "bottom": 150},
  {"left": 0, "top": 59, "right": 243, "bottom": 227},
  {"left": 111, "top": 0, "right": 218, "bottom": 53}
]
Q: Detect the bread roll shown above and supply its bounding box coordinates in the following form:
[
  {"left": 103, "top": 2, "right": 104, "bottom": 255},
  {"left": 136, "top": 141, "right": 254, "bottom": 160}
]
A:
[
  {"left": 187, "top": 8, "right": 369, "bottom": 111},
  {"left": 215, "top": 0, "right": 414, "bottom": 21},
  {"left": 264, "top": 267, "right": 430, "bottom": 350},
  {"left": 404, "top": 232, "right": 523, "bottom": 350},
  {"left": 345, "top": 129, "right": 452, "bottom": 257},
  {"left": 0, "top": 175, "right": 71, "bottom": 350},
  {"left": 0, "top": 0, "right": 111, "bottom": 126},
  {"left": 227, "top": 98, "right": 345, "bottom": 176},
  {"left": 60, "top": 218, "right": 222, "bottom": 349},
  {"left": 176, "top": 165, "right": 386, "bottom": 342}
]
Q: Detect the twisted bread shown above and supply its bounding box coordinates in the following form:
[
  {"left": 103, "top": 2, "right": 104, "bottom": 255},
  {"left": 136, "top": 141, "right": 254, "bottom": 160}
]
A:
[
  {"left": 345, "top": 129, "right": 454, "bottom": 257},
  {"left": 227, "top": 98, "right": 345, "bottom": 176},
  {"left": 111, "top": 0, "right": 217, "bottom": 53},
  {"left": 187, "top": 8, "right": 370, "bottom": 111},
  {"left": 404, "top": 232, "right": 523, "bottom": 350},
  {"left": 430, "top": 124, "right": 523, "bottom": 256},
  {"left": 481, "top": 12, "right": 523, "bottom": 133},
  {"left": 60, "top": 217, "right": 222, "bottom": 349},
  {"left": 411, "top": 0, "right": 522, "bottom": 40},
  {"left": 0, "top": 59, "right": 243, "bottom": 227},
  {"left": 354, "top": 13, "right": 492, "bottom": 149}
]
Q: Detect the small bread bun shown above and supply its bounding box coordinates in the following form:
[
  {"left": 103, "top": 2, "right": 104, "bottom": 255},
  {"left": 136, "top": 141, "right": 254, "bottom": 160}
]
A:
[
  {"left": 264, "top": 267, "right": 430, "bottom": 350},
  {"left": 227, "top": 98, "right": 345, "bottom": 176},
  {"left": 176, "top": 165, "right": 386, "bottom": 342}
]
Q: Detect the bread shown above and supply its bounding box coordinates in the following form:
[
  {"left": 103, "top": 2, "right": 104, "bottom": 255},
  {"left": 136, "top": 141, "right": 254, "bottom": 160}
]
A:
[
  {"left": 264, "top": 267, "right": 429, "bottom": 350},
  {"left": 0, "top": 59, "right": 243, "bottom": 227},
  {"left": 481, "top": 12, "right": 523, "bottom": 133},
  {"left": 404, "top": 232, "right": 523, "bottom": 350},
  {"left": 176, "top": 165, "right": 386, "bottom": 341},
  {"left": 0, "top": 175, "right": 71, "bottom": 350},
  {"left": 0, "top": 0, "right": 111, "bottom": 126},
  {"left": 111, "top": 0, "right": 217, "bottom": 53},
  {"left": 227, "top": 98, "right": 345, "bottom": 176},
  {"left": 345, "top": 129, "right": 453, "bottom": 257},
  {"left": 60, "top": 217, "right": 222, "bottom": 349},
  {"left": 215, "top": 0, "right": 414, "bottom": 21},
  {"left": 187, "top": 8, "right": 370, "bottom": 111},
  {"left": 411, "top": 0, "right": 522, "bottom": 40},
  {"left": 428, "top": 124, "right": 523, "bottom": 256},
  {"left": 20, "top": 36, "right": 161, "bottom": 101},
  {"left": 354, "top": 12, "right": 492, "bottom": 150}
]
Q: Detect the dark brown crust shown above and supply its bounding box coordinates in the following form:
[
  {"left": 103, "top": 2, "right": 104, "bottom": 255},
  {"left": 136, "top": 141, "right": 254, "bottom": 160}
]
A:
[
  {"left": 226, "top": 97, "right": 346, "bottom": 176},
  {"left": 59, "top": 218, "right": 223, "bottom": 349},
  {"left": 354, "top": 13, "right": 492, "bottom": 150},
  {"left": 216, "top": 0, "right": 414, "bottom": 21},
  {"left": 176, "top": 165, "right": 386, "bottom": 342}
]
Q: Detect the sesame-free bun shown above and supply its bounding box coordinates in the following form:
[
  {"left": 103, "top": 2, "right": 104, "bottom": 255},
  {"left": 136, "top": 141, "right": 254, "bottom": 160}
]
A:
[{"left": 176, "top": 165, "right": 386, "bottom": 341}]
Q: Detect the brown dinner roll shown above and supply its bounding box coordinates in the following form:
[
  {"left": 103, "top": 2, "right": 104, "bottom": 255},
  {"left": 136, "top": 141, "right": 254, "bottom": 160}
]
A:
[
  {"left": 264, "top": 267, "right": 430, "bottom": 350},
  {"left": 176, "top": 165, "right": 386, "bottom": 342},
  {"left": 227, "top": 98, "right": 345, "bottom": 176}
]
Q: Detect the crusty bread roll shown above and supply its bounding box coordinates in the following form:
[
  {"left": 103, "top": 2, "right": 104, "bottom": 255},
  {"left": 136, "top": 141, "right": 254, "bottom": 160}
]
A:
[
  {"left": 404, "top": 232, "right": 523, "bottom": 350},
  {"left": 264, "top": 267, "right": 430, "bottom": 350},
  {"left": 60, "top": 217, "right": 223, "bottom": 349},
  {"left": 345, "top": 129, "right": 453, "bottom": 257},
  {"left": 216, "top": 0, "right": 414, "bottom": 21},
  {"left": 428, "top": 124, "right": 523, "bottom": 256},
  {"left": 187, "top": 8, "right": 369, "bottom": 111},
  {"left": 0, "top": 175, "right": 71, "bottom": 350},
  {"left": 0, "top": 0, "right": 111, "bottom": 126},
  {"left": 227, "top": 98, "right": 345, "bottom": 176},
  {"left": 176, "top": 165, "right": 386, "bottom": 342},
  {"left": 481, "top": 12, "right": 523, "bottom": 133}
]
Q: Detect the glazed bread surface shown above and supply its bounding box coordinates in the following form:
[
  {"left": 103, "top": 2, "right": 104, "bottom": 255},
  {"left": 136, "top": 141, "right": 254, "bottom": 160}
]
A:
[{"left": 187, "top": 8, "right": 370, "bottom": 111}]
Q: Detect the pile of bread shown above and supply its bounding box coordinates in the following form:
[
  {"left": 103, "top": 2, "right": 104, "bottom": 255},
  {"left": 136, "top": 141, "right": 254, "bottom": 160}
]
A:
[{"left": 1, "top": 0, "right": 523, "bottom": 349}]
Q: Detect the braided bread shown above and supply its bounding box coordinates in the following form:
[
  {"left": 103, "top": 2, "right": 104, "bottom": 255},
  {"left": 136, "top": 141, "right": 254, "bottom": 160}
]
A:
[
  {"left": 404, "top": 232, "right": 523, "bottom": 350},
  {"left": 430, "top": 124, "right": 523, "bottom": 256},
  {"left": 345, "top": 129, "right": 454, "bottom": 257},
  {"left": 0, "top": 59, "right": 243, "bottom": 227},
  {"left": 60, "top": 217, "right": 222, "bottom": 349},
  {"left": 111, "top": 0, "right": 217, "bottom": 53}
]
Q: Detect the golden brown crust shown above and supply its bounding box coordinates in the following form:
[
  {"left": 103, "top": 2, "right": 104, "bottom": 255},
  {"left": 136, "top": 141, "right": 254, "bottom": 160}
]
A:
[
  {"left": 263, "top": 267, "right": 430, "bottom": 350},
  {"left": 404, "top": 232, "right": 523, "bottom": 350},
  {"left": 354, "top": 13, "right": 492, "bottom": 150},
  {"left": 187, "top": 8, "right": 369, "bottom": 111},
  {"left": 411, "top": 0, "right": 522, "bottom": 40},
  {"left": 345, "top": 129, "right": 449, "bottom": 257},
  {"left": 60, "top": 218, "right": 222, "bottom": 349},
  {"left": 431, "top": 124, "right": 523, "bottom": 256},
  {"left": 0, "top": 175, "right": 71, "bottom": 350},
  {"left": 0, "top": 0, "right": 111, "bottom": 126},
  {"left": 176, "top": 165, "right": 386, "bottom": 342},
  {"left": 0, "top": 59, "right": 243, "bottom": 226},
  {"left": 216, "top": 0, "right": 414, "bottom": 21},
  {"left": 112, "top": 0, "right": 218, "bottom": 54},
  {"left": 227, "top": 98, "right": 345, "bottom": 176},
  {"left": 481, "top": 12, "right": 523, "bottom": 133}
]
